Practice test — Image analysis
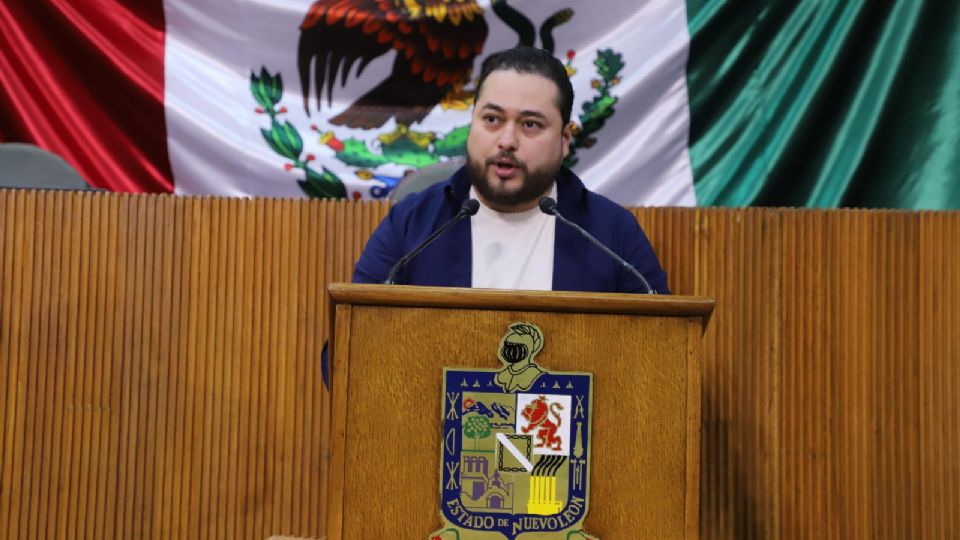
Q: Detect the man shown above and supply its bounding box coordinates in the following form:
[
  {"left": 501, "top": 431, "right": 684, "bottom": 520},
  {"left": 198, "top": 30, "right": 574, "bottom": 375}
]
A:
[{"left": 353, "top": 46, "right": 669, "bottom": 294}]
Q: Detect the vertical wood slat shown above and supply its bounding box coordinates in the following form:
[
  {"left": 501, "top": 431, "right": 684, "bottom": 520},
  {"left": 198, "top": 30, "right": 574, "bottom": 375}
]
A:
[
  {"left": 4, "top": 191, "right": 30, "bottom": 539},
  {"left": 1, "top": 190, "right": 959, "bottom": 539}
]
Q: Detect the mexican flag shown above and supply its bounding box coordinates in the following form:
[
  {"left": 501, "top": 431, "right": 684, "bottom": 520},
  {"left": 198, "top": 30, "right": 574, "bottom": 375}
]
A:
[{"left": 2, "top": 0, "right": 958, "bottom": 208}]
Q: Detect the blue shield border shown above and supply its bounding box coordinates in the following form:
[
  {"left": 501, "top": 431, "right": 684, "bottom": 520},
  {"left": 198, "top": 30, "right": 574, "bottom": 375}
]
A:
[{"left": 439, "top": 367, "right": 593, "bottom": 539}]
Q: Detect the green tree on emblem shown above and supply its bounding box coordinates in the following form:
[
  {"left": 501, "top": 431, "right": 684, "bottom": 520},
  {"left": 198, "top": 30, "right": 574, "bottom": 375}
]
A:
[{"left": 463, "top": 414, "right": 492, "bottom": 450}]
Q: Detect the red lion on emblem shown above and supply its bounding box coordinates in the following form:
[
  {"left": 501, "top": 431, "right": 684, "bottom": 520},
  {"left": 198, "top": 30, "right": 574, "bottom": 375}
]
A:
[{"left": 521, "top": 396, "right": 564, "bottom": 451}]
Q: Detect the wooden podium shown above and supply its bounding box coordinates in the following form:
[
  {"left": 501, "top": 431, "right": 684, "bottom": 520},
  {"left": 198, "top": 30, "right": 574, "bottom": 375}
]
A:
[{"left": 326, "top": 284, "right": 714, "bottom": 539}]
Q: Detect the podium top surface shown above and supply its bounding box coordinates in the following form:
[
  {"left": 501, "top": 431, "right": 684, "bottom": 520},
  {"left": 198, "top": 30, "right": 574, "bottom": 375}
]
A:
[{"left": 328, "top": 283, "right": 714, "bottom": 322}]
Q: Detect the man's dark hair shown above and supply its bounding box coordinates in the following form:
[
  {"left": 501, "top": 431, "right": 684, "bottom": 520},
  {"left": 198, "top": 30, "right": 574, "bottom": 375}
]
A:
[{"left": 475, "top": 47, "right": 574, "bottom": 126}]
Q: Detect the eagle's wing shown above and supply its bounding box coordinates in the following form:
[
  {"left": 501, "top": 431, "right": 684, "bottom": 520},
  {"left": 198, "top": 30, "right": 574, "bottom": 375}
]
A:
[
  {"left": 395, "top": 3, "right": 488, "bottom": 90},
  {"left": 330, "top": 3, "right": 488, "bottom": 128},
  {"left": 297, "top": 0, "right": 403, "bottom": 115}
]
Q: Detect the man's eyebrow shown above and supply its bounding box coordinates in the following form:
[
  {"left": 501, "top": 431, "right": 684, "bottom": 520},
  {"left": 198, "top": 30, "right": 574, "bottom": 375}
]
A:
[{"left": 480, "top": 103, "right": 548, "bottom": 120}]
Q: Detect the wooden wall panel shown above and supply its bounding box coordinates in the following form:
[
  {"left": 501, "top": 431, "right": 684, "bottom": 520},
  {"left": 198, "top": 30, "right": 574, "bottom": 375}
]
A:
[
  {"left": 0, "top": 191, "right": 384, "bottom": 540},
  {"left": 918, "top": 211, "right": 960, "bottom": 539},
  {"left": 1, "top": 190, "right": 959, "bottom": 538}
]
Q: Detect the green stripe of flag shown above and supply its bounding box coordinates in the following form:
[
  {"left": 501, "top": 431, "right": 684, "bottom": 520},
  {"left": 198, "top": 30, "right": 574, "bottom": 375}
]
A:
[{"left": 686, "top": 0, "right": 960, "bottom": 209}]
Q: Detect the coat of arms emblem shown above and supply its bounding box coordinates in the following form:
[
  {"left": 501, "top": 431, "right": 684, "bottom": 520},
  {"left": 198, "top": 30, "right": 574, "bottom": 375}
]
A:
[{"left": 431, "top": 323, "right": 597, "bottom": 540}]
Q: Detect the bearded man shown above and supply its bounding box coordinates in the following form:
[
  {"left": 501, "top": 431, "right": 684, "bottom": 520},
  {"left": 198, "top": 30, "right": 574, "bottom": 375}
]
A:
[{"left": 353, "top": 46, "right": 669, "bottom": 294}]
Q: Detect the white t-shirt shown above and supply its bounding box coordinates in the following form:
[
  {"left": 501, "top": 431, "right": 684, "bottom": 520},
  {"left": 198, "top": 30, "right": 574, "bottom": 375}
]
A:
[{"left": 469, "top": 184, "right": 557, "bottom": 290}]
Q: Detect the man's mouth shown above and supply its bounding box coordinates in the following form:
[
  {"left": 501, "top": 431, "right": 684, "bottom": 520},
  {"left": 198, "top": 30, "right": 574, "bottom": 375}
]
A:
[{"left": 490, "top": 157, "right": 522, "bottom": 179}]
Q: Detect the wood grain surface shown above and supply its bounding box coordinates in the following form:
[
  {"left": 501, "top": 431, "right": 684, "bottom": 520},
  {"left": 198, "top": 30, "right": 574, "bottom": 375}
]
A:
[
  {"left": 327, "top": 300, "right": 701, "bottom": 539},
  {"left": 1, "top": 189, "right": 958, "bottom": 538}
]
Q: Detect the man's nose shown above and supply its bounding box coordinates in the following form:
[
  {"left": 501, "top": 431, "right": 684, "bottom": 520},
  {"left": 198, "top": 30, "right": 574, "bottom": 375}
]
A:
[{"left": 496, "top": 124, "right": 518, "bottom": 151}]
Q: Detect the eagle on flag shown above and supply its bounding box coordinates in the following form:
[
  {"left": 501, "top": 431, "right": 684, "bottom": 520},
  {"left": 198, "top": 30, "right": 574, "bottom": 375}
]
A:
[{"left": 296, "top": 0, "right": 489, "bottom": 131}]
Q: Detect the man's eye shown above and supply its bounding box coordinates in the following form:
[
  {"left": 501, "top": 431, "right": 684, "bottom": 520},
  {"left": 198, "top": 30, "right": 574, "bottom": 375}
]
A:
[
  {"left": 523, "top": 120, "right": 543, "bottom": 129},
  {"left": 484, "top": 115, "right": 500, "bottom": 124}
]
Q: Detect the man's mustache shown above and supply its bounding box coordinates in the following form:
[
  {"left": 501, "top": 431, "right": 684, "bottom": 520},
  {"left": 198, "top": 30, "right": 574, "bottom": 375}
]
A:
[{"left": 486, "top": 152, "right": 528, "bottom": 172}]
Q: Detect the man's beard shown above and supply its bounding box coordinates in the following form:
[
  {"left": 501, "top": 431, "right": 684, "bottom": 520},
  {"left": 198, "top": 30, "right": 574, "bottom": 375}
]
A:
[{"left": 468, "top": 152, "right": 559, "bottom": 209}]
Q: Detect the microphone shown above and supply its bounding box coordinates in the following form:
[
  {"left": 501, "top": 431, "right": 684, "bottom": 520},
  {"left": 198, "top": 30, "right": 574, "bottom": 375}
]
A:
[
  {"left": 538, "top": 197, "right": 656, "bottom": 294},
  {"left": 385, "top": 199, "right": 480, "bottom": 285}
]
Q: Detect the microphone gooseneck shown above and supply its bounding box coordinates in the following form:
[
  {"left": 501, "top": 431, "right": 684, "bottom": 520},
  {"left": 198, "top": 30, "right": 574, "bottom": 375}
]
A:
[
  {"left": 538, "top": 196, "right": 656, "bottom": 294},
  {"left": 385, "top": 199, "right": 480, "bottom": 285}
]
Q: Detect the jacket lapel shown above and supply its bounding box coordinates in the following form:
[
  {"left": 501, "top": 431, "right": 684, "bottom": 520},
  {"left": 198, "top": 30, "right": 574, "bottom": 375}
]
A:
[
  {"left": 442, "top": 169, "right": 473, "bottom": 288},
  {"left": 552, "top": 169, "right": 588, "bottom": 292}
]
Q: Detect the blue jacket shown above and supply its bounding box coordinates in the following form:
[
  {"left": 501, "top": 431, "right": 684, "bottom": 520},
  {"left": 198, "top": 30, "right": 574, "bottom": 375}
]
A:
[{"left": 353, "top": 166, "right": 670, "bottom": 294}]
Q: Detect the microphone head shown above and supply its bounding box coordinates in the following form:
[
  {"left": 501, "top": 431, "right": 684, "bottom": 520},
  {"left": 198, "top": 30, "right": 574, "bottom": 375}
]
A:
[
  {"left": 462, "top": 198, "right": 480, "bottom": 216},
  {"left": 538, "top": 196, "right": 558, "bottom": 215}
]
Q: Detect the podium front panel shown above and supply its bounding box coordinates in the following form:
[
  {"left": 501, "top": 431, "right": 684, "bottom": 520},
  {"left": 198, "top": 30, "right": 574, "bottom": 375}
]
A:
[{"left": 327, "top": 296, "right": 704, "bottom": 539}]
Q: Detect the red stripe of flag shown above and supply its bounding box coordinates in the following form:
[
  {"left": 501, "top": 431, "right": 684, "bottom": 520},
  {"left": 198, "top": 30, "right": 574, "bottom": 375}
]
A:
[{"left": 0, "top": 0, "right": 173, "bottom": 192}]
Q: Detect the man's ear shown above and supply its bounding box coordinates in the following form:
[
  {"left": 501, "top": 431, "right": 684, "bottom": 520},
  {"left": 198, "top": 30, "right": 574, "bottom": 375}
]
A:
[{"left": 561, "top": 121, "right": 574, "bottom": 159}]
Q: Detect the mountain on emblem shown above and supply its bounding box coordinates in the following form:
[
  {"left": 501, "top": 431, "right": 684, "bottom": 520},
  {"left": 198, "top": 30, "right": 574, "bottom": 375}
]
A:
[{"left": 432, "top": 323, "right": 598, "bottom": 540}]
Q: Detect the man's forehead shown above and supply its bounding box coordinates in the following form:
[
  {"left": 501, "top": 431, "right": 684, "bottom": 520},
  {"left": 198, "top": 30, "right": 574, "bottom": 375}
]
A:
[{"left": 475, "top": 69, "right": 561, "bottom": 117}]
